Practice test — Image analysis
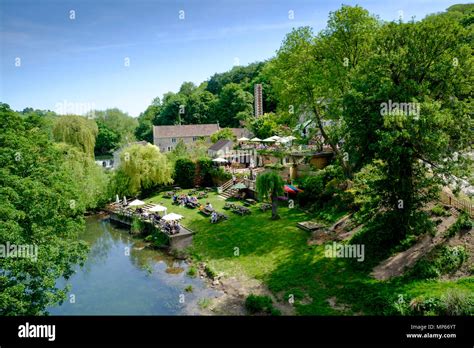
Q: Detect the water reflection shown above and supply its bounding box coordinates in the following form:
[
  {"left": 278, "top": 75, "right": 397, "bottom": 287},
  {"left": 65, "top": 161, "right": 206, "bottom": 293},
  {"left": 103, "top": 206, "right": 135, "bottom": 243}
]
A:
[{"left": 48, "top": 216, "right": 220, "bottom": 315}]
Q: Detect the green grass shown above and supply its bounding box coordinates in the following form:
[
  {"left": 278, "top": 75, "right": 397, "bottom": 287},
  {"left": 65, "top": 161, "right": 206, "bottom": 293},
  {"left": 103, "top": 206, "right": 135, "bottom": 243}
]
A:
[{"left": 146, "top": 189, "right": 474, "bottom": 315}]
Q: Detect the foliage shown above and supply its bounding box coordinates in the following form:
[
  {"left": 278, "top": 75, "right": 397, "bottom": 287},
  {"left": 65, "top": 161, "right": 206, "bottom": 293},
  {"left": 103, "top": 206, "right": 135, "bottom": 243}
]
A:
[
  {"left": 210, "top": 128, "right": 236, "bottom": 143},
  {"left": 256, "top": 171, "right": 285, "bottom": 219},
  {"left": 186, "top": 266, "right": 197, "bottom": 277},
  {"left": 52, "top": 115, "right": 98, "bottom": 157},
  {"left": 56, "top": 143, "right": 110, "bottom": 210},
  {"left": 173, "top": 158, "right": 196, "bottom": 188},
  {"left": 249, "top": 112, "right": 284, "bottom": 139},
  {"left": 90, "top": 108, "right": 138, "bottom": 147},
  {"left": 0, "top": 104, "right": 88, "bottom": 315},
  {"left": 245, "top": 294, "right": 280, "bottom": 315},
  {"left": 405, "top": 245, "right": 468, "bottom": 280},
  {"left": 204, "top": 264, "right": 217, "bottom": 279},
  {"left": 94, "top": 120, "right": 120, "bottom": 156},
  {"left": 446, "top": 212, "right": 473, "bottom": 237},
  {"left": 195, "top": 158, "right": 214, "bottom": 187},
  {"left": 113, "top": 144, "right": 173, "bottom": 196},
  {"left": 298, "top": 165, "right": 349, "bottom": 212},
  {"left": 431, "top": 204, "right": 450, "bottom": 217}
]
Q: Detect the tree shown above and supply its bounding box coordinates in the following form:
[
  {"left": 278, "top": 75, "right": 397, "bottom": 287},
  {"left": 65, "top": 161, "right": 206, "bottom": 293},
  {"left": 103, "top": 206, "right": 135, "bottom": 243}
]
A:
[
  {"left": 249, "top": 112, "right": 281, "bottom": 139},
  {"left": 91, "top": 108, "right": 138, "bottom": 146},
  {"left": 214, "top": 83, "right": 253, "bottom": 127},
  {"left": 135, "top": 98, "right": 161, "bottom": 142},
  {"left": 344, "top": 14, "right": 472, "bottom": 241},
  {"left": 114, "top": 144, "right": 173, "bottom": 196},
  {"left": 256, "top": 171, "right": 284, "bottom": 220},
  {"left": 210, "top": 128, "right": 236, "bottom": 143},
  {"left": 0, "top": 104, "right": 88, "bottom": 314},
  {"left": 52, "top": 115, "right": 98, "bottom": 157},
  {"left": 57, "top": 143, "right": 110, "bottom": 209},
  {"left": 268, "top": 6, "right": 379, "bottom": 176},
  {"left": 173, "top": 158, "right": 196, "bottom": 188},
  {"left": 95, "top": 120, "right": 120, "bottom": 156}
]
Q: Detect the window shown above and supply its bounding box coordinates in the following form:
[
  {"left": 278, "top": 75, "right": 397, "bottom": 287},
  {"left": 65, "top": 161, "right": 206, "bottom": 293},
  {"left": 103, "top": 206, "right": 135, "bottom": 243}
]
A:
[
  {"left": 167, "top": 146, "right": 171, "bottom": 151},
  {"left": 171, "top": 138, "right": 177, "bottom": 143},
  {"left": 193, "top": 136, "right": 198, "bottom": 141}
]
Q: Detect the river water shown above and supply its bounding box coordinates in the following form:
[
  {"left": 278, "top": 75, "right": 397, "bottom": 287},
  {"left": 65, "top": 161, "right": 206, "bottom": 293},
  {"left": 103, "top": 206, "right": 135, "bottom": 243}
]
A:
[{"left": 48, "top": 216, "right": 219, "bottom": 315}]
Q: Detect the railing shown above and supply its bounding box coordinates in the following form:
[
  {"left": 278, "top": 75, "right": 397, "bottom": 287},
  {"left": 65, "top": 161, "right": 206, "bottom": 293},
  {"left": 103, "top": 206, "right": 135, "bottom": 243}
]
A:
[
  {"left": 218, "top": 179, "right": 234, "bottom": 194},
  {"left": 440, "top": 191, "right": 474, "bottom": 217}
]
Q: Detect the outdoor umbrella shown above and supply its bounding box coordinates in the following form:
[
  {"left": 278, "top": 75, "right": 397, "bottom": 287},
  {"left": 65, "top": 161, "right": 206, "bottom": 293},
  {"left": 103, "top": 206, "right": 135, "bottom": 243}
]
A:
[
  {"left": 128, "top": 199, "right": 145, "bottom": 207},
  {"left": 284, "top": 185, "right": 297, "bottom": 193},
  {"left": 250, "top": 137, "right": 262, "bottom": 142},
  {"left": 262, "top": 137, "right": 276, "bottom": 142},
  {"left": 148, "top": 205, "right": 167, "bottom": 213},
  {"left": 162, "top": 213, "right": 184, "bottom": 221},
  {"left": 269, "top": 135, "right": 282, "bottom": 141},
  {"left": 115, "top": 195, "right": 120, "bottom": 204},
  {"left": 212, "top": 158, "right": 228, "bottom": 163},
  {"left": 231, "top": 182, "right": 247, "bottom": 190},
  {"left": 123, "top": 196, "right": 127, "bottom": 205},
  {"left": 287, "top": 184, "right": 303, "bottom": 192},
  {"left": 238, "top": 137, "right": 250, "bottom": 141}
]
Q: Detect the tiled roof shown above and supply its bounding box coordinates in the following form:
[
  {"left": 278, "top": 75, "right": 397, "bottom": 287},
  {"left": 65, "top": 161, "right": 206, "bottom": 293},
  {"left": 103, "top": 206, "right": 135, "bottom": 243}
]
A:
[
  {"left": 153, "top": 124, "right": 219, "bottom": 139},
  {"left": 208, "top": 139, "right": 233, "bottom": 151}
]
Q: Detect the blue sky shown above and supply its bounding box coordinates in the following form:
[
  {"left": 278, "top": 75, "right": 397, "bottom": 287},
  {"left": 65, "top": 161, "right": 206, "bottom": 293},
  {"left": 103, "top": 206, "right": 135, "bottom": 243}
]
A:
[{"left": 0, "top": 0, "right": 466, "bottom": 117}]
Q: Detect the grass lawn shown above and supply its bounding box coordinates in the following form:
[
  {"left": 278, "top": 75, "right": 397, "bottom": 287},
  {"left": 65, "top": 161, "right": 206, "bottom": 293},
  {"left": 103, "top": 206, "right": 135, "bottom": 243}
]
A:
[{"left": 145, "top": 189, "right": 474, "bottom": 315}]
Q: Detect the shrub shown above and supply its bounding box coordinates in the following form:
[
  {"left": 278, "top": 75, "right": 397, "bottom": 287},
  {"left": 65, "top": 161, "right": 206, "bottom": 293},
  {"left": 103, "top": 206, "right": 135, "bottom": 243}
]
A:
[
  {"left": 195, "top": 158, "right": 214, "bottom": 187},
  {"left": 204, "top": 264, "right": 217, "bottom": 279},
  {"left": 446, "top": 212, "right": 473, "bottom": 238},
  {"left": 245, "top": 294, "right": 274, "bottom": 314},
  {"left": 439, "top": 289, "right": 474, "bottom": 315},
  {"left": 405, "top": 245, "right": 467, "bottom": 280},
  {"left": 185, "top": 285, "right": 193, "bottom": 293},
  {"left": 173, "top": 158, "right": 196, "bottom": 188},
  {"left": 187, "top": 266, "right": 197, "bottom": 277},
  {"left": 431, "top": 204, "right": 450, "bottom": 217}
]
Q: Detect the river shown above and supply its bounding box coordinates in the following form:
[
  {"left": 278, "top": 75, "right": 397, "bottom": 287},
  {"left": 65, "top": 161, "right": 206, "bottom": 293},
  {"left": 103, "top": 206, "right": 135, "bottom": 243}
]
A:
[{"left": 48, "top": 215, "right": 219, "bottom": 315}]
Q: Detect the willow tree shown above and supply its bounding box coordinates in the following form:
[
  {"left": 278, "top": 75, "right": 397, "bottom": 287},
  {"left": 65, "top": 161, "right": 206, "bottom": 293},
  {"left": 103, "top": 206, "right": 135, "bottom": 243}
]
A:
[
  {"left": 256, "top": 171, "right": 284, "bottom": 220},
  {"left": 52, "top": 115, "right": 98, "bottom": 157},
  {"left": 116, "top": 143, "right": 173, "bottom": 196}
]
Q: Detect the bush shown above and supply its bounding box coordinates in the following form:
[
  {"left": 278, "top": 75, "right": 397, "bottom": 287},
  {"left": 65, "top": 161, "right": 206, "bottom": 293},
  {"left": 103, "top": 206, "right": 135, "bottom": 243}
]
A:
[
  {"left": 245, "top": 294, "right": 274, "bottom": 314},
  {"left": 204, "top": 264, "right": 217, "bottom": 279},
  {"left": 195, "top": 158, "right": 214, "bottom": 187},
  {"left": 185, "top": 285, "right": 193, "bottom": 293},
  {"left": 405, "top": 245, "right": 467, "bottom": 280},
  {"left": 187, "top": 266, "right": 197, "bottom": 277},
  {"left": 431, "top": 204, "right": 450, "bottom": 217},
  {"left": 446, "top": 212, "right": 473, "bottom": 237},
  {"left": 173, "top": 158, "right": 196, "bottom": 188},
  {"left": 440, "top": 289, "right": 474, "bottom": 315}
]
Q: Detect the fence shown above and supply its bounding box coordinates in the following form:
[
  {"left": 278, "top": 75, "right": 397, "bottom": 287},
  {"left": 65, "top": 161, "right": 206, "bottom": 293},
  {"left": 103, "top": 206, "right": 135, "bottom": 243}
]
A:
[{"left": 440, "top": 191, "right": 474, "bottom": 217}]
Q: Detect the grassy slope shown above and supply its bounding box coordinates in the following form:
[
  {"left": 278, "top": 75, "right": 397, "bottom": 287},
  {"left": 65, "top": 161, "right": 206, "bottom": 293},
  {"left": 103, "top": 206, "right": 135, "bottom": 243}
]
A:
[{"left": 146, "top": 190, "right": 473, "bottom": 315}]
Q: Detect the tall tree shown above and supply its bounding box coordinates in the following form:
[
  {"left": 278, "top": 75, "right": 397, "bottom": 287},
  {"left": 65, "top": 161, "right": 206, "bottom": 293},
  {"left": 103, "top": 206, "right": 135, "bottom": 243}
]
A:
[
  {"left": 345, "top": 14, "right": 473, "bottom": 240},
  {"left": 113, "top": 144, "right": 173, "bottom": 196},
  {"left": 0, "top": 104, "right": 88, "bottom": 315},
  {"left": 52, "top": 115, "right": 98, "bottom": 157}
]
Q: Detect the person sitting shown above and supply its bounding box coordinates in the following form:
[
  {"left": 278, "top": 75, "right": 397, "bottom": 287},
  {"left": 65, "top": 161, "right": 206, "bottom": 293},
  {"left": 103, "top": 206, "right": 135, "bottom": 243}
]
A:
[
  {"left": 172, "top": 194, "right": 177, "bottom": 203},
  {"left": 211, "top": 211, "right": 218, "bottom": 223},
  {"left": 205, "top": 202, "right": 214, "bottom": 212}
]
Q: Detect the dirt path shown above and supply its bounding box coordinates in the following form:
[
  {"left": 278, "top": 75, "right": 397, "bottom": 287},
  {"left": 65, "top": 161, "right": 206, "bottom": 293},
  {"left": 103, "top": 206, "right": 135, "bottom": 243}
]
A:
[{"left": 371, "top": 211, "right": 459, "bottom": 280}]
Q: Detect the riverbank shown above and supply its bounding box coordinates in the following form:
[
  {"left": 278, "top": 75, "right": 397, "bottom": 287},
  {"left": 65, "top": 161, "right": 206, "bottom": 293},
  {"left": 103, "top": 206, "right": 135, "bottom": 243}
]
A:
[{"left": 142, "top": 189, "right": 473, "bottom": 316}]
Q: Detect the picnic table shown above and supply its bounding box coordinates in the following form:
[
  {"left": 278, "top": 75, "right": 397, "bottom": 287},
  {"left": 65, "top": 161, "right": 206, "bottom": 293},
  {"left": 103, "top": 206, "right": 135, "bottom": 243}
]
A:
[
  {"left": 232, "top": 205, "right": 251, "bottom": 216},
  {"left": 244, "top": 198, "right": 257, "bottom": 206},
  {"left": 260, "top": 203, "right": 272, "bottom": 212}
]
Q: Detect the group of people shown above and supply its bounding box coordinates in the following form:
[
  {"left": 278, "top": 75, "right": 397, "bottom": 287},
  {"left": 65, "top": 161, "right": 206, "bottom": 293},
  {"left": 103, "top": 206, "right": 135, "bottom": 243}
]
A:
[
  {"left": 161, "top": 220, "right": 181, "bottom": 235},
  {"left": 172, "top": 194, "right": 199, "bottom": 207}
]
